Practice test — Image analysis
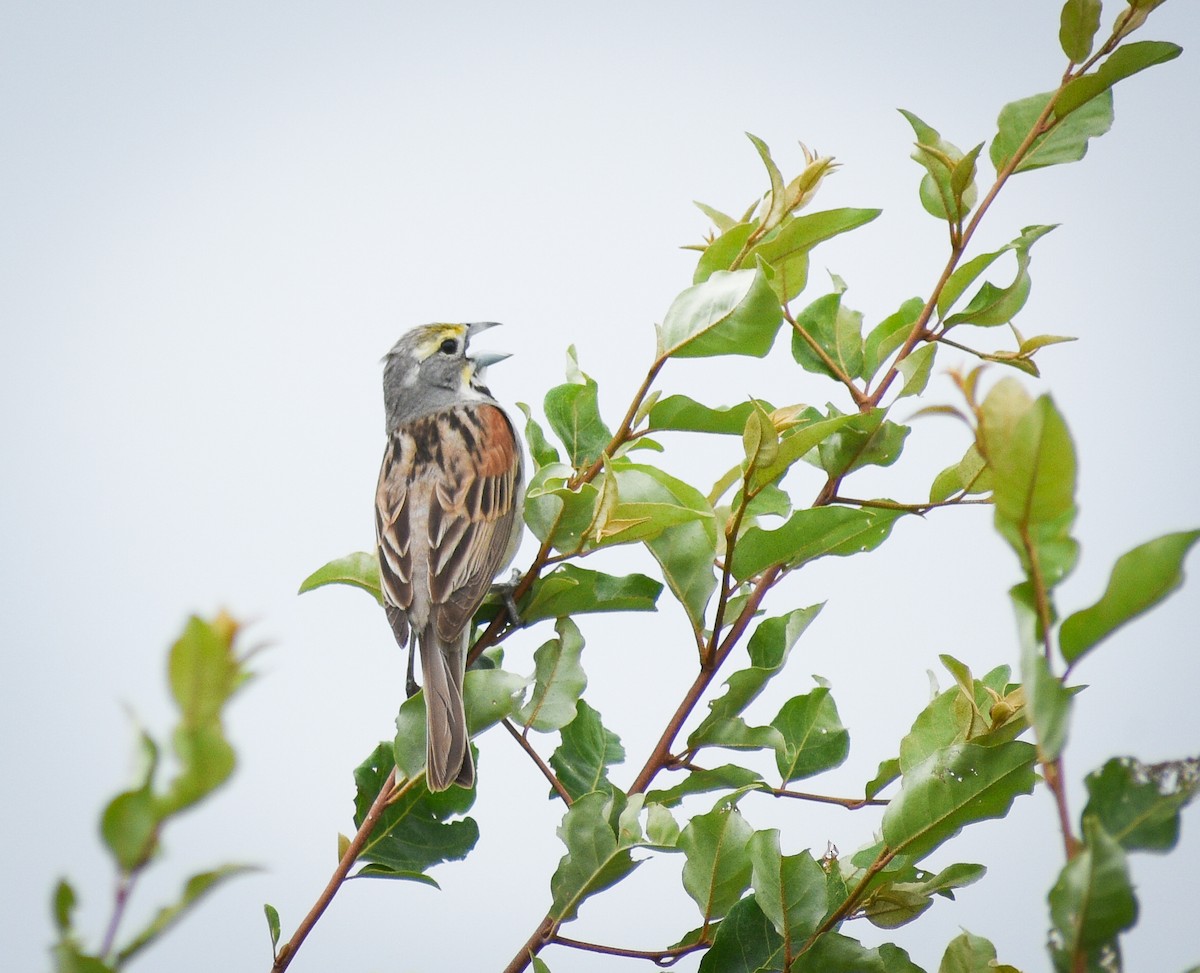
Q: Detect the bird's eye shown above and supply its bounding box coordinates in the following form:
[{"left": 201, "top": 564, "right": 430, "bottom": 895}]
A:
[{"left": 439, "top": 338, "right": 458, "bottom": 355}]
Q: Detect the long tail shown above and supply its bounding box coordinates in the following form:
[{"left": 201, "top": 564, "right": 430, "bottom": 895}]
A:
[{"left": 418, "top": 625, "right": 474, "bottom": 791}]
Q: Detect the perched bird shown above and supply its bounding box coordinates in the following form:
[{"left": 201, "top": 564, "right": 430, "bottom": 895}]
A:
[{"left": 375, "top": 323, "right": 524, "bottom": 791}]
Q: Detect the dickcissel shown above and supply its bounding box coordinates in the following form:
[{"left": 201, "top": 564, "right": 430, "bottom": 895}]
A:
[{"left": 375, "top": 322, "right": 524, "bottom": 791}]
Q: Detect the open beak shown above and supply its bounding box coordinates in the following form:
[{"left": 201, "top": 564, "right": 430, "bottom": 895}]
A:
[{"left": 470, "top": 350, "right": 512, "bottom": 369}]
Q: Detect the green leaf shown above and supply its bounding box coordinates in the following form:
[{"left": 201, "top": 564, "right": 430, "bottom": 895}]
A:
[
  {"left": 1018, "top": 627, "right": 1073, "bottom": 761},
  {"left": 162, "top": 725, "right": 236, "bottom": 815},
  {"left": 698, "top": 895, "right": 781, "bottom": 973},
  {"left": 264, "top": 903, "right": 281, "bottom": 952},
  {"left": 771, "top": 686, "right": 850, "bottom": 783},
  {"left": 648, "top": 394, "right": 768, "bottom": 435},
  {"left": 863, "top": 297, "right": 924, "bottom": 380},
  {"left": 464, "top": 667, "right": 527, "bottom": 735},
  {"left": 695, "top": 199, "right": 740, "bottom": 234},
  {"left": 51, "top": 943, "right": 115, "bottom": 973},
  {"left": 522, "top": 564, "right": 662, "bottom": 623},
  {"left": 115, "top": 865, "right": 258, "bottom": 965},
  {"left": 1060, "top": 529, "right": 1200, "bottom": 667},
  {"left": 882, "top": 741, "right": 1038, "bottom": 862},
  {"left": 930, "top": 442, "right": 991, "bottom": 503},
  {"left": 656, "top": 268, "right": 784, "bottom": 360},
  {"left": 1059, "top": 0, "right": 1102, "bottom": 63},
  {"left": 938, "top": 250, "right": 1006, "bottom": 321},
  {"left": 866, "top": 757, "right": 901, "bottom": 800},
  {"left": 646, "top": 803, "right": 682, "bottom": 848},
  {"left": 530, "top": 956, "right": 553, "bottom": 973},
  {"left": 573, "top": 461, "right": 715, "bottom": 555},
  {"left": 742, "top": 401, "right": 780, "bottom": 479},
  {"left": 900, "top": 109, "right": 978, "bottom": 222},
  {"left": 168, "top": 615, "right": 242, "bottom": 730},
  {"left": 732, "top": 506, "right": 904, "bottom": 582},
  {"left": 549, "top": 700, "right": 625, "bottom": 801},
  {"left": 748, "top": 133, "right": 788, "bottom": 233},
  {"left": 748, "top": 208, "right": 881, "bottom": 302},
  {"left": 897, "top": 343, "right": 937, "bottom": 399},
  {"left": 795, "top": 933, "right": 926, "bottom": 973},
  {"left": 646, "top": 764, "right": 766, "bottom": 809},
  {"left": 523, "top": 464, "right": 601, "bottom": 553},
  {"left": 748, "top": 831, "right": 827, "bottom": 955},
  {"left": 101, "top": 787, "right": 158, "bottom": 872},
  {"left": 355, "top": 742, "right": 480, "bottom": 879},
  {"left": 688, "top": 607, "right": 823, "bottom": 750},
  {"left": 608, "top": 463, "right": 719, "bottom": 633},
  {"left": 944, "top": 226, "right": 1056, "bottom": 329},
  {"left": 816, "top": 408, "right": 909, "bottom": 477},
  {"left": 749, "top": 413, "right": 862, "bottom": 492},
  {"left": 1082, "top": 756, "right": 1200, "bottom": 853},
  {"left": 1049, "top": 816, "right": 1138, "bottom": 967},
  {"left": 549, "top": 790, "right": 643, "bottom": 922},
  {"left": 543, "top": 349, "right": 614, "bottom": 468},
  {"left": 695, "top": 221, "right": 757, "bottom": 283},
  {"left": 518, "top": 618, "right": 587, "bottom": 733},
  {"left": 979, "top": 382, "right": 1079, "bottom": 589},
  {"left": 1057, "top": 41, "right": 1183, "bottom": 118},
  {"left": 991, "top": 88, "right": 1113, "bottom": 174},
  {"left": 678, "top": 803, "right": 754, "bottom": 923},
  {"left": 687, "top": 717, "right": 783, "bottom": 754},
  {"left": 517, "top": 402, "right": 561, "bottom": 468},
  {"left": 789, "top": 290, "right": 864, "bottom": 380},
  {"left": 864, "top": 861, "right": 987, "bottom": 928},
  {"left": 938, "top": 930, "right": 1001, "bottom": 973},
  {"left": 298, "top": 551, "right": 383, "bottom": 605},
  {"left": 52, "top": 879, "right": 76, "bottom": 935},
  {"left": 901, "top": 664, "right": 1027, "bottom": 774}
]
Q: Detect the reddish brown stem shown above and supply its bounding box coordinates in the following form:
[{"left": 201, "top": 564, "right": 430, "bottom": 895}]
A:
[
  {"left": 628, "top": 566, "right": 782, "bottom": 795},
  {"left": 271, "top": 770, "right": 401, "bottom": 972},
  {"left": 503, "top": 718, "right": 573, "bottom": 804},
  {"left": 553, "top": 933, "right": 709, "bottom": 966}
]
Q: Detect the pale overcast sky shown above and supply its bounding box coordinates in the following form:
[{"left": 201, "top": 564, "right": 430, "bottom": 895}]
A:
[{"left": 3, "top": 3, "right": 1198, "bottom": 972}]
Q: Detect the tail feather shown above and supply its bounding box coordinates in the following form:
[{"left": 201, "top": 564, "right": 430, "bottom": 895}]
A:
[{"left": 419, "top": 625, "right": 474, "bottom": 791}]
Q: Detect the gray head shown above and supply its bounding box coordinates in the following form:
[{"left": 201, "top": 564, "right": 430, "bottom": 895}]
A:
[{"left": 381, "top": 322, "right": 511, "bottom": 429}]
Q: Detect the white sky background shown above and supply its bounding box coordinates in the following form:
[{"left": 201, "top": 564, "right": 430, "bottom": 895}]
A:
[{"left": 3, "top": 2, "right": 1199, "bottom": 971}]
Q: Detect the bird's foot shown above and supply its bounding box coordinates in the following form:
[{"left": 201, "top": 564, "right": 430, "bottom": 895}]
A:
[{"left": 493, "top": 568, "right": 524, "bottom": 628}]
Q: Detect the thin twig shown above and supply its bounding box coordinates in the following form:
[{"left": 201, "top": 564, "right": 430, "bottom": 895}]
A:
[
  {"left": 501, "top": 918, "right": 557, "bottom": 973},
  {"left": 707, "top": 477, "right": 754, "bottom": 665},
  {"left": 799, "top": 846, "right": 897, "bottom": 956},
  {"left": 99, "top": 869, "right": 140, "bottom": 962},
  {"left": 831, "top": 494, "right": 991, "bottom": 514},
  {"left": 783, "top": 305, "right": 869, "bottom": 410},
  {"left": 628, "top": 566, "right": 783, "bottom": 795},
  {"left": 503, "top": 718, "right": 574, "bottom": 804},
  {"left": 770, "top": 787, "right": 888, "bottom": 809},
  {"left": 272, "top": 770, "right": 409, "bottom": 972},
  {"left": 552, "top": 933, "right": 709, "bottom": 967}
]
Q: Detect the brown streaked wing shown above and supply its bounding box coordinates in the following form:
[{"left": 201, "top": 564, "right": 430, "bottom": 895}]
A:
[
  {"left": 375, "top": 433, "right": 415, "bottom": 611},
  {"left": 428, "top": 404, "right": 522, "bottom": 641}
]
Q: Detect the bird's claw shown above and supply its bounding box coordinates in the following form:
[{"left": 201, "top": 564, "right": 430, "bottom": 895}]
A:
[{"left": 494, "top": 568, "right": 524, "bottom": 628}]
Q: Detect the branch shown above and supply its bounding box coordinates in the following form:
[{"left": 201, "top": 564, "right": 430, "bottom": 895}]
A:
[
  {"left": 502, "top": 718, "right": 574, "bottom": 805},
  {"left": 99, "top": 869, "right": 141, "bottom": 963},
  {"left": 272, "top": 770, "right": 412, "bottom": 972},
  {"left": 798, "top": 846, "right": 897, "bottom": 956},
  {"left": 770, "top": 787, "right": 888, "bottom": 810},
  {"left": 628, "top": 565, "right": 783, "bottom": 795},
  {"left": 831, "top": 494, "right": 991, "bottom": 514},
  {"left": 501, "top": 918, "right": 557, "bottom": 973},
  {"left": 783, "top": 305, "right": 869, "bottom": 410},
  {"left": 868, "top": 77, "right": 1069, "bottom": 408},
  {"left": 570, "top": 356, "right": 667, "bottom": 489},
  {"left": 552, "top": 933, "right": 710, "bottom": 967}
]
